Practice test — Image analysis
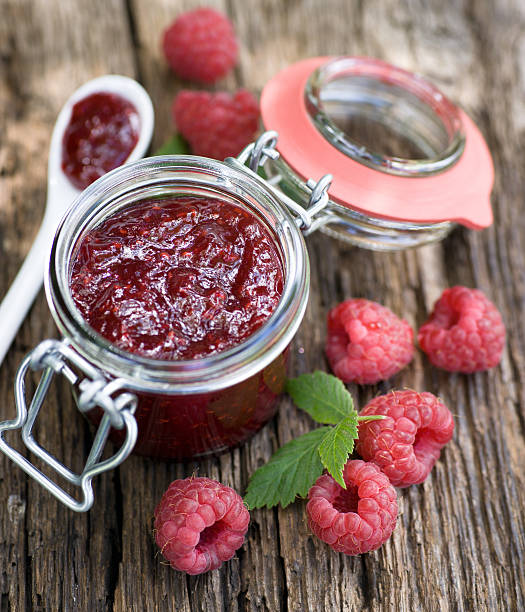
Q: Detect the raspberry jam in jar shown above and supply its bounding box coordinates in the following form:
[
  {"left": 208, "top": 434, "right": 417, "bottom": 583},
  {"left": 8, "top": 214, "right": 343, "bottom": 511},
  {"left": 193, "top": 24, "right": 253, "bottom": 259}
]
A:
[
  {"left": 70, "top": 197, "right": 284, "bottom": 361},
  {"left": 66, "top": 192, "right": 287, "bottom": 458},
  {"left": 46, "top": 157, "right": 309, "bottom": 461},
  {"left": 61, "top": 92, "right": 140, "bottom": 190}
]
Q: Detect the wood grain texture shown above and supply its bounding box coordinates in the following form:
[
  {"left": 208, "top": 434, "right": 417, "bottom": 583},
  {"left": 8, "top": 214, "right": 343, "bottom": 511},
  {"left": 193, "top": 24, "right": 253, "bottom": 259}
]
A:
[{"left": 0, "top": 0, "right": 524, "bottom": 610}]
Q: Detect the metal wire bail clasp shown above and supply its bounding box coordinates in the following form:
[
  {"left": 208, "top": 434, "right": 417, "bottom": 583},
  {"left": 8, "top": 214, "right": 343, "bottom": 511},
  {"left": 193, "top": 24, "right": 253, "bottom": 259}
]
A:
[
  {"left": 0, "top": 339, "right": 138, "bottom": 512},
  {"left": 234, "top": 131, "right": 334, "bottom": 235}
]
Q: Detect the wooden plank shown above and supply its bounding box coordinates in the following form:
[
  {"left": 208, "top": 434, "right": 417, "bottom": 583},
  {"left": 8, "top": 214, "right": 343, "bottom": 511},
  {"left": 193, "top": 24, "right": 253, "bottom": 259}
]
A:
[
  {"left": 0, "top": 0, "right": 524, "bottom": 610},
  {"left": 0, "top": 1, "right": 136, "bottom": 610},
  {"left": 120, "top": 2, "right": 290, "bottom": 610}
]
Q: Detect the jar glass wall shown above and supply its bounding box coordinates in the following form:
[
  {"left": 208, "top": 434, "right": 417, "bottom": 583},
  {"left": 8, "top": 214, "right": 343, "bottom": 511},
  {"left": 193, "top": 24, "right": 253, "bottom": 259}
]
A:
[{"left": 263, "top": 155, "right": 454, "bottom": 250}]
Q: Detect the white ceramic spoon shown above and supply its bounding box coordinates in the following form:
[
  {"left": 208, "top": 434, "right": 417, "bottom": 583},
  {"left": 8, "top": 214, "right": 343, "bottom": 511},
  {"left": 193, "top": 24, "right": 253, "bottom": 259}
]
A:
[{"left": 0, "top": 74, "right": 154, "bottom": 366}]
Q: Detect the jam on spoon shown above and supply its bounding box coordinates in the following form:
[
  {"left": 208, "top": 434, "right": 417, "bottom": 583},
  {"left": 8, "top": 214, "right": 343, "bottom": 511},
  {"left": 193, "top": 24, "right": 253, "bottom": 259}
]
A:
[{"left": 61, "top": 92, "right": 140, "bottom": 190}]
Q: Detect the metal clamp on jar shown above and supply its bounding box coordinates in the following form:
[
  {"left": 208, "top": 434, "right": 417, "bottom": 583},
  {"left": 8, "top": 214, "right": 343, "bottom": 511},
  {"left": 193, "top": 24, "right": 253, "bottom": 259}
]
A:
[{"left": 0, "top": 56, "right": 494, "bottom": 511}]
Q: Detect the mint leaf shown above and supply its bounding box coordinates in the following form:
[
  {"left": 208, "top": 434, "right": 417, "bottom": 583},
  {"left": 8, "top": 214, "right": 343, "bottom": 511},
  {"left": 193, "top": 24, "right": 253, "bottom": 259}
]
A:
[
  {"left": 154, "top": 133, "right": 190, "bottom": 156},
  {"left": 244, "top": 427, "right": 330, "bottom": 509},
  {"left": 245, "top": 369, "right": 385, "bottom": 509},
  {"left": 318, "top": 415, "right": 358, "bottom": 488},
  {"left": 286, "top": 371, "right": 355, "bottom": 424}
]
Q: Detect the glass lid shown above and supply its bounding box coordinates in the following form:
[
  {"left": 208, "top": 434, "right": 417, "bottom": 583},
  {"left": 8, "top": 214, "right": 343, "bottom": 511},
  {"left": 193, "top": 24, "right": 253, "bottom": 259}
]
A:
[{"left": 260, "top": 56, "right": 494, "bottom": 230}]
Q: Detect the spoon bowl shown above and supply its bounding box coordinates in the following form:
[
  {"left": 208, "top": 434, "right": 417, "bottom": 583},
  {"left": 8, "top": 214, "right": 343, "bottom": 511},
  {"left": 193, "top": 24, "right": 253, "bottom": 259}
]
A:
[
  {"left": 0, "top": 74, "right": 154, "bottom": 366},
  {"left": 47, "top": 74, "right": 154, "bottom": 215}
]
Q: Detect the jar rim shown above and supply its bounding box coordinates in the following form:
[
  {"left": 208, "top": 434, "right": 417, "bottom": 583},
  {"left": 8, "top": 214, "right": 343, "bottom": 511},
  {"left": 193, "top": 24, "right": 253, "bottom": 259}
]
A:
[
  {"left": 304, "top": 56, "right": 466, "bottom": 177},
  {"left": 46, "top": 156, "right": 309, "bottom": 394}
]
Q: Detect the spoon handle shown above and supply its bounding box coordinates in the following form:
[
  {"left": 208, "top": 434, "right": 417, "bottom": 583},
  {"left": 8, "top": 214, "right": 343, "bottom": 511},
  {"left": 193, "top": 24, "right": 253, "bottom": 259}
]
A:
[{"left": 0, "top": 221, "right": 53, "bottom": 366}]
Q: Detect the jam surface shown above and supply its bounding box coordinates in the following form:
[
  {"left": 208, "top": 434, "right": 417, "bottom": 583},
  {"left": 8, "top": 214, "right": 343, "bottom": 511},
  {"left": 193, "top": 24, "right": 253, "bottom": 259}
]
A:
[
  {"left": 70, "top": 197, "right": 284, "bottom": 360},
  {"left": 62, "top": 92, "right": 140, "bottom": 190}
]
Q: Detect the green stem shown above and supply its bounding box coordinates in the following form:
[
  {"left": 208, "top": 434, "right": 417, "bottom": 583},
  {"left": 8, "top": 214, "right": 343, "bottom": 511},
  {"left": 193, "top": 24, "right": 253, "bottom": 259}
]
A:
[{"left": 357, "top": 415, "right": 386, "bottom": 421}]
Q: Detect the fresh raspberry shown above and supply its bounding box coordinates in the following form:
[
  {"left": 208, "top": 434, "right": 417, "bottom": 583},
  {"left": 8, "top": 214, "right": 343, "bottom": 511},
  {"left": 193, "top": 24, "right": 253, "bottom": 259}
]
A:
[
  {"left": 307, "top": 460, "right": 398, "bottom": 555},
  {"left": 173, "top": 89, "right": 259, "bottom": 160},
  {"left": 325, "top": 298, "right": 414, "bottom": 385},
  {"left": 162, "top": 8, "right": 238, "bottom": 83},
  {"left": 418, "top": 286, "right": 505, "bottom": 373},
  {"left": 154, "top": 477, "right": 250, "bottom": 575},
  {"left": 356, "top": 390, "right": 454, "bottom": 487}
]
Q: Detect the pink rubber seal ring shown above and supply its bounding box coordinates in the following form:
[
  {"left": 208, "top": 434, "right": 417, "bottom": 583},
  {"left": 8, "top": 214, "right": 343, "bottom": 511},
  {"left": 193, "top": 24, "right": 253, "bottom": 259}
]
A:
[{"left": 261, "top": 57, "right": 494, "bottom": 229}]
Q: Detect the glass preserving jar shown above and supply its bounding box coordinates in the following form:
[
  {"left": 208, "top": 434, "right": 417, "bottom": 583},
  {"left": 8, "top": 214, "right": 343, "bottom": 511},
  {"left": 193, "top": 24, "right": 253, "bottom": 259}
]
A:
[
  {"left": 50, "top": 155, "right": 311, "bottom": 458},
  {"left": 0, "top": 56, "right": 494, "bottom": 511}
]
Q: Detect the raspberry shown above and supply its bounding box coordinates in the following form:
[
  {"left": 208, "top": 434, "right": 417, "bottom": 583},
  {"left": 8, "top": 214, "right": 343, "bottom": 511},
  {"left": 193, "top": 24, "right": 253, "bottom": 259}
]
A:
[
  {"left": 307, "top": 460, "right": 398, "bottom": 555},
  {"left": 173, "top": 89, "right": 259, "bottom": 160},
  {"left": 154, "top": 477, "right": 250, "bottom": 575},
  {"left": 356, "top": 390, "right": 454, "bottom": 487},
  {"left": 325, "top": 298, "right": 414, "bottom": 385},
  {"left": 418, "top": 286, "right": 505, "bottom": 372},
  {"left": 162, "top": 8, "right": 238, "bottom": 83}
]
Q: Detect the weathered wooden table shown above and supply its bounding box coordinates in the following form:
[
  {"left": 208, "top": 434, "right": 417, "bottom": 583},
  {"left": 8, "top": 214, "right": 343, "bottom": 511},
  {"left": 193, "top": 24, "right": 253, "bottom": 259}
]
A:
[{"left": 1, "top": 1, "right": 524, "bottom": 610}]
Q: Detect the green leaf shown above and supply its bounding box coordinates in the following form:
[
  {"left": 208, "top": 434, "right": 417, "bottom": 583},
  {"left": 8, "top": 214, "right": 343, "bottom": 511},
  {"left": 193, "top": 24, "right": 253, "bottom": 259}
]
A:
[
  {"left": 154, "top": 133, "right": 190, "bottom": 156},
  {"left": 318, "top": 415, "right": 359, "bottom": 488},
  {"left": 286, "top": 371, "right": 355, "bottom": 424},
  {"left": 244, "top": 427, "right": 330, "bottom": 509}
]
